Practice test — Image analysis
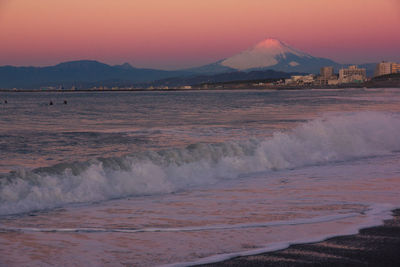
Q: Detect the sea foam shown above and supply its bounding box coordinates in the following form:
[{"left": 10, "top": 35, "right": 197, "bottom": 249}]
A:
[{"left": 1, "top": 111, "right": 400, "bottom": 215}]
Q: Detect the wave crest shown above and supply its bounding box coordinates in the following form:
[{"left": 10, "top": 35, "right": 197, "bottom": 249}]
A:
[{"left": 1, "top": 112, "right": 399, "bottom": 215}]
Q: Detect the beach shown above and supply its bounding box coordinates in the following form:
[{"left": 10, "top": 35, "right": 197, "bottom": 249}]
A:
[{"left": 201, "top": 209, "right": 400, "bottom": 266}]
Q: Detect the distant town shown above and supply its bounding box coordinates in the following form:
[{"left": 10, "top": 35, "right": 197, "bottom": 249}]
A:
[
  {"left": 281, "top": 61, "right": 400, "bottom": 87},
  {"left": 191, "top": 61, "right": 400, "bottom": 90},
  {"left": 168, "top": 61, "right": 400, "bottom": 90}
]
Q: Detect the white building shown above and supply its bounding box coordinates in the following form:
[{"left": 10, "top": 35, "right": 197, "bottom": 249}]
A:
[
  {"left": 374, "top": 62, "right": 393, "bottom": 77},
  {"left": 339, "top": 65, "right": 366, "bottom": 84},
  {"left": 285, "top": 74, "right": 315, "bottom": 85}
]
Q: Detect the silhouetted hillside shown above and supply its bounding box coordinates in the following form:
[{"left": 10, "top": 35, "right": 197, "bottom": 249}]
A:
[
  {"left": 0, "top": 60, "right": 190, "bottom": 89},
  {"left": 150, "top": 69, "right": 301, "bottom": 87}
]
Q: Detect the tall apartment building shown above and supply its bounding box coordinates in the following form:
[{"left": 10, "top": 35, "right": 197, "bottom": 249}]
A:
[
  {"left": 375, "top": 62, "right": 393, "bottom": 77},
  {"left": 339, "top": 65, "right": 366, "bottom": 84},
  {"left": 374, "top": 61, "right": 400, "bottom": 77},
  {"left": 320, "top": 66, "right": 334, "bottom": 79},
  {"left": 317, "top": 66, "right": 337, "bottom": 85}
]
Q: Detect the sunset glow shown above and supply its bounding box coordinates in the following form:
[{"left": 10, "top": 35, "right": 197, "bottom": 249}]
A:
[{"left": 0, "top": 0, "right": 399, "bottom": 69}]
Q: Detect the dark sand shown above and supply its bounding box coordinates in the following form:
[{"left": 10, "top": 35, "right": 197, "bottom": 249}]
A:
[{"left": 200, "top": 209, "right": 400, "bottom": 267}]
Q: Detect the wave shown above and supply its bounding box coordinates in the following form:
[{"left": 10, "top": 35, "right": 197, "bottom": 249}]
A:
[{"left": 1, "top": 111, "right": 400, "bottom": 215}]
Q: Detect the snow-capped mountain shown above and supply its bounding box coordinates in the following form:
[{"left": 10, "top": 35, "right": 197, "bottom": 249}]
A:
[
  {"left": 189, "top": 38, "right": 340, "bottom": 74},
  {"left": 220, "top": 38, "right": 312, "bottom": 70}
]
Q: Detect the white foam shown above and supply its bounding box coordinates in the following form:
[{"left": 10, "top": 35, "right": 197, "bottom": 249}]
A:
[
  {"left": 1, "top": 111, "right": 400, "bottom": 215},
  {"left": 161, "top": 203, "right": 396, "bottom": 267},
  {"left": 0, "top": 212, "right": 360, "bottom": 233}
]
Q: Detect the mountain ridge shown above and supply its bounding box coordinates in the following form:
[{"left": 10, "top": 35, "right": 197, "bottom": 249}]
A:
[
  {"left": 189, "top": 38, "right": 342, "bottom": 74},
  {"left": 0, "top": 60, "right": 191, "bottom": 88}
]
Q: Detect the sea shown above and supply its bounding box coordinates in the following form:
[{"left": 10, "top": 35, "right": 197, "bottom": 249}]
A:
[{"left": 1, "top": 88, "right": 400, "bottom": 266}]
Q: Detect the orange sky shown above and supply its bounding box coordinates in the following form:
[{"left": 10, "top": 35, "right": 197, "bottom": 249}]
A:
[{"left": 0, "top": 0, "right": 399, "bottom": 69}]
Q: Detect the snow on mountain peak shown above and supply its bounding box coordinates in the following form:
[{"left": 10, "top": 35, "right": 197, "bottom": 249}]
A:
[
  {"left": 221, "top": 38, "right": 311, "bottom": 70},
  {"left": 255, "top": 38, "right": 285, "bottom": 48}
]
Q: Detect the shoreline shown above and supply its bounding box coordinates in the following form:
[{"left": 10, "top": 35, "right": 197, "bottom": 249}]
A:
[
  {"left": 1, "top": 87, "right": 399, "bottom": 93},
  {"left": 197, "top": 209, "right": 400, "bottom": 267}
]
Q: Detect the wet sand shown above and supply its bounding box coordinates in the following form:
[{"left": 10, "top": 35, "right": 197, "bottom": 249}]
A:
[{"left": 200, "top": 209, "right": 400, "bottom": 267}]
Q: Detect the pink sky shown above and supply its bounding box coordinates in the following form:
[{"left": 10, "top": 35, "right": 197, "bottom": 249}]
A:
[{"left": 0, "top": 0, "right": 399, "bottom": 69}]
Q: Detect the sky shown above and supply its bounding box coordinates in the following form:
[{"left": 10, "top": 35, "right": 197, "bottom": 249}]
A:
[{"left": 0, "top": 0, "right": 399, "bottom": 69}]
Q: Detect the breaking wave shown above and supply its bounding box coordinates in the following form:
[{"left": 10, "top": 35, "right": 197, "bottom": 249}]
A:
[{"left": 1, "top": 111, "right": 400, "bottom": 215}]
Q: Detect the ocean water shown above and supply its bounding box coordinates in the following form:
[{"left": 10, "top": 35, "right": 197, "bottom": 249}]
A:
[{"left": 1, "top": 89, "right": 400, "bottom": 266}]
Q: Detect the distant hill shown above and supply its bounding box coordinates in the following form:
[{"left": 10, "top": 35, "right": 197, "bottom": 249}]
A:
[
  {"left": 149, "top": 69, "right": 302, "bottom": 87},
  {"left": 0, "top": 60, "right": 190, "bottom": 89}
]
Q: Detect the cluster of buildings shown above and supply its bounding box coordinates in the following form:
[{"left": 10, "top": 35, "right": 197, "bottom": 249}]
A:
[
  {"left": 285, "top": 65, "right": 367, "bottom": 86},
  {"left": 285, "top": 61, "right": 400, "bottom": 87}
]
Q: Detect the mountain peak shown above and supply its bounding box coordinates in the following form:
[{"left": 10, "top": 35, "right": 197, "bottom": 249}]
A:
[
  {"left": 254, "top": 38, "right": 286, "bottom": 49},
  {"left": 220, "top": 38, "right": 311, "bottom": 70},
  {"left": 115, "top": 62, "right": 135, "bottom": 70}
]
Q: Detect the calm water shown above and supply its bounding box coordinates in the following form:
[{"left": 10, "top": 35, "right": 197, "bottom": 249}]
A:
[{"left": 1, "top": 89, "right": 400, "bottom": 266}]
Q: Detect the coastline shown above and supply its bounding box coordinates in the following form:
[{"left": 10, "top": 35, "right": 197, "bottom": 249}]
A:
[
  {"left": 198, "top": 209, "right": 400, "bottom": 267},
  {"left": 1, "top": 86, "right": 399, "bottom": 93}
]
